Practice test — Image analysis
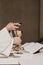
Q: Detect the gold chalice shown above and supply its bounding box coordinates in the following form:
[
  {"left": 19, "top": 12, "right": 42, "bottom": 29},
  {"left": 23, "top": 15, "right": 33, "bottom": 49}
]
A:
[{"left": 12, "top": 30, "right": 24, "bottom": 51}]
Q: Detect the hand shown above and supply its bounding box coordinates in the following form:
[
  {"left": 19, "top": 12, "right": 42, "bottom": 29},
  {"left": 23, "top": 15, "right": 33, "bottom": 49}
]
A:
[
  {"left": 6, "top": 22, "right": 21, "bottom": 31},
  {"left": 13, "top": 37, "right": 22, "bottom": 45}
]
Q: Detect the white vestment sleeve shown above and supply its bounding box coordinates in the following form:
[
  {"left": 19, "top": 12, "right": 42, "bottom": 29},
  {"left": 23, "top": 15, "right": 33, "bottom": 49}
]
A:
[{"left": 0, "top": 27, "right": 13, "bottom": 56}]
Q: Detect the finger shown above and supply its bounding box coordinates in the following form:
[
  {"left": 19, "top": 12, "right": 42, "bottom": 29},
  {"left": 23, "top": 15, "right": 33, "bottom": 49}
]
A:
[
  {"left": 14, "top": 26, "right": 19, "bottom": 28},
  {"left": 13, "top": 26, "right": 19, "bottom": 30},
  {"left": 14, "top": 23, "right": 21, "bottom": 26},
  {"left": 19, "top": 43, "right": 22, "bottom": 46},
  {"left": 17, "top": 43, "right": 21, "bottom": 46}
]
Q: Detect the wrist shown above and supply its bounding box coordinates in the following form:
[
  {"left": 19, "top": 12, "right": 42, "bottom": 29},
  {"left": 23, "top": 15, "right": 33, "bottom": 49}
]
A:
[{"left": 6, "top": 25, "right": 11, "bottom": 32}]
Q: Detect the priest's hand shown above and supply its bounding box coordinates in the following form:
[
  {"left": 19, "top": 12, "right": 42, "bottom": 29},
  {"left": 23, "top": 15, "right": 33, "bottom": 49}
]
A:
[
  {"left": 6, "top": 22, "right": 21, "bottom": 31},
  {"left": 13, "top": 37, "right": 22, "bottom": 45}
]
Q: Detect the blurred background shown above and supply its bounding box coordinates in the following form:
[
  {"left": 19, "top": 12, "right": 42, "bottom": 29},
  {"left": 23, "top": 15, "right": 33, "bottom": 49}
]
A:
[{"left": 0, "top": 0, "right": 43, "bottom": 44}]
